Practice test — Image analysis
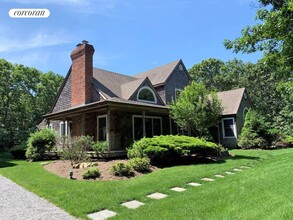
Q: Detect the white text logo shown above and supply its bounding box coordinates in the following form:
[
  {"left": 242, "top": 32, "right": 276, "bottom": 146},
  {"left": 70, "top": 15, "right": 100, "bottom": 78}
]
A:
[{"left": 9, "top": 9, "right": 50, "bottom": 18}]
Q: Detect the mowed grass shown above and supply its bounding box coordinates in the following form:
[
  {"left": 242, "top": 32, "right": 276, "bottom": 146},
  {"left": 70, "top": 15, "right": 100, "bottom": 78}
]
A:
[{"left": 0, "top": 149, "right": 292, "bottom": 219}]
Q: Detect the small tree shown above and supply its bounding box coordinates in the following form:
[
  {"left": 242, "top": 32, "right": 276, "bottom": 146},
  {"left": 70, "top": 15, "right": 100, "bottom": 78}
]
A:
[
  {"left": 26, "top": 128, "right": 57, "bottom": 161},
  {"left": 238, "top": 109, "right": 276, "bottom": 148},
  {"left": 170, "top": 82, "right": 222, "bottom": 137},
  {"left": 61, "top": 135, "right": 94, "bottom": 167}
]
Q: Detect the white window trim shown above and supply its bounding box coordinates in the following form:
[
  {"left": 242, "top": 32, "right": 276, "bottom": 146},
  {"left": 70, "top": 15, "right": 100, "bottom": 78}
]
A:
[
  {"left": 132, "top": 115, "right": 162, "bottom": 141},
  {"left": 222, "top": 117, "right": 237, "bottom": 139},
  {"left": 137, "top": 86, "right": 157, "bottom": 104},
  {"left": 59, "top": 121, "right": 68, "bottom": 137},
  {"left": 97, "top": 115, "right": 108, "bottom": 142},
  {"left": 175, "top": 88, "right": 183, "bottom": 101}
]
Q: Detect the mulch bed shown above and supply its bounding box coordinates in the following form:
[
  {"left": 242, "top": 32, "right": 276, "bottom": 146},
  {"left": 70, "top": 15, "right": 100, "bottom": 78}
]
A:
[{"left": 44, "top": 159, "right": 159, "bottom": 181}]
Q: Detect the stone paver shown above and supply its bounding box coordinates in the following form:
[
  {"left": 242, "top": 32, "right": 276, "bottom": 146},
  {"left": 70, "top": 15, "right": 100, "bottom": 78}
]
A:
[
  {"left": 233, "top": 168, "right": 243, "bottom": 172},
  {"left": 121, "top": 200, "right": 145, "bottom": 209},
  {"left": 147, "top": 192, "right": 168, "bottom": 200},
  {"left": 188, "top": 182, "right": 202, "bottom": 187},
  {"left": 225, "top": 171, "right": 235, "bottom": 175},
  {"left": 87, "top": 209, "right": 117, "bottom": 220},
  {"left": 201, "top": 177, "right": 215, "bottom": 182},
  {"left": 240, "top": 166, "right": 251, "bottom": 169},
  {"left": 170, "top": 187, "right": 186, "bottom": 192},
  {"left": 215, "top": 174, "right": 225, "bottom": 178},
  {"left": 0, "top": 175, "right": 75, "bottom": 220}
]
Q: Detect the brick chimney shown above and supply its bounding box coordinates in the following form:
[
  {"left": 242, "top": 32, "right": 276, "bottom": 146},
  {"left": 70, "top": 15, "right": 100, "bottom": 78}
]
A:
[{"left": 70, "top": 40, "right": 95, "bottom": 107}]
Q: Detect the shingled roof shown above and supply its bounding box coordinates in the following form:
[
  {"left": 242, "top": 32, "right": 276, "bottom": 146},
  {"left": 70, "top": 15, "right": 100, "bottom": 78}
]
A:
[
  {"left": 217, "top": 88, "right": 246, "bottom": 115},
  {"left": 133, "top": 60, "right": 181, "bottom": 86},
  {"left": 92, "top": 60, "right": 182, "bottom": 100}
]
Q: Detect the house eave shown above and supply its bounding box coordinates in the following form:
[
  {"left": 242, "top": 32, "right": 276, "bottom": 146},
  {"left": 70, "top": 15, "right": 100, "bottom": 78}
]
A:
[{"left": 44, "top": 99, "right": 170, "bottom": 120}]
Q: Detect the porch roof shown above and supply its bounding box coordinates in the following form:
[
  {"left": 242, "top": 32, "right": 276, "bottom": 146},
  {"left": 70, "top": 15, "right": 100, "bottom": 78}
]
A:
[{"left": 44, "top": 97, "right": 170, "bottom": 120}]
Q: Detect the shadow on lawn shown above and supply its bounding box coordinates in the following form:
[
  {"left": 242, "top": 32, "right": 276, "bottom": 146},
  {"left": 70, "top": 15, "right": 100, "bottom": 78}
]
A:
[
  {"left": 0, "top": 151, "right": 17, "bottom": 168},
  {"left": 153, "top": 154, "right": 260, "bottom": 168}
]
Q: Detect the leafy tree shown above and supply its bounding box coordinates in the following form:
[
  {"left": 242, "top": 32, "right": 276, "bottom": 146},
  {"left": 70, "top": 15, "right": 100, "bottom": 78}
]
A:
[
  {"left": 189, "top": 58, "right": 287, "bottom": 130},
  {"left": 170, "top": 82, "right": 222, "bottom": 137},
  {"left": 224, "top": 0, "right": 293, "bottom": 73},
  {"left": 0, "top": 59, "right": 63, "bottom": 148},
  {"left": 275, "top": 81, "right": 293, "bottom": 135}
]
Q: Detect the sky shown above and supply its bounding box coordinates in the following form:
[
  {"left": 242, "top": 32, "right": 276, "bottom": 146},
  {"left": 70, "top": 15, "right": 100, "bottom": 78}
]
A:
[{"left": 0, "top": 0, "right": 263, "bottom": 77}]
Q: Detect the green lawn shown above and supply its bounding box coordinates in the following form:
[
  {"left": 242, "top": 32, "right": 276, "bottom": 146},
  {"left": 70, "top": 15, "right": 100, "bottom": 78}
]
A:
[{"left": 0, "top": 149, "right": 292, "bottom": 219}]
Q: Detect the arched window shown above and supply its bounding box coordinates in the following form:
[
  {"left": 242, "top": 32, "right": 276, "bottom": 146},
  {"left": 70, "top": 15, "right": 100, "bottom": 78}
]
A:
[{"left": 137, "top": 86, "right": 156, "bottom": 103}]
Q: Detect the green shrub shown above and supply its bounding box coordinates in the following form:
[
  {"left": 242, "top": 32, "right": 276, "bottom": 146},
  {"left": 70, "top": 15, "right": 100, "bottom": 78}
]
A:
[
  {"left": 111, "top": 162, "right": 134, "bottom": 177},
  {"left": 61, "top": 135, "right": 93, "bottom": 166},
  {"left": 127, "top": 135, "right": 219, "bottom": 163},
  {"left": 82, "top": 167, "right": 101, "bottom": 179},
  {"left": 129, "top": 157, "right": 151, "bottom": 172},
  {"left": 92, "top": 141, "right": 108, "bottom": 157},
  {"left": 26, "top": 128, "right": 57, "bottom": 161},
  {"left": 238, "top": 110, "right": 283, "bottom": 149},
  {"left": 283, "top": 136, "right": 293, "bottom": 147},
  {"left": 10, "top": 143, "right": 27, "bottom": 159}
]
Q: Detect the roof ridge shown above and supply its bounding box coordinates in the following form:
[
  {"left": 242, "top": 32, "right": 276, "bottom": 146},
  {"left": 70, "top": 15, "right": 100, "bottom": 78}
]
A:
[
  {"left": 93, "top": 67, "right": 136, "bottom": 80},
  {"left": 133, "top": 59, "right": 181, "bottom": 78}
]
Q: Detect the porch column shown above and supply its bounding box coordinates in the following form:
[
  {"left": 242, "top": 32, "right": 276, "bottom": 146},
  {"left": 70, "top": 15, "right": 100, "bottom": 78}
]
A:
[
  {"left": 107, "top": 108, "right": 111, "bottom": 152},
  {"left": 81, "top": 113, "right": 85, "bottom": 135},
  {"left": 142, "top": 111, "right": 146, "bottom": 138}
]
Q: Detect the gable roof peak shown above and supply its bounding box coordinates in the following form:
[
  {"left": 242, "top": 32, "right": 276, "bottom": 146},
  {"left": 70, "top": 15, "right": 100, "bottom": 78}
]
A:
[{"left": 133, "top": 59, "right": 182, "bottom": 86}]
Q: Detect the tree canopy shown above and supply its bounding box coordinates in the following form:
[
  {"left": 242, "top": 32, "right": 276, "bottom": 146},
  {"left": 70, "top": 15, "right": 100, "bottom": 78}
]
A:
[
  {"left": 224, "top": 0, "right": 293, "bottom": 74},
  {"left": 170, "top": 82, "right": 222, "bottom": 138},
  {"left": 0, "top": 59, "right": 63, "bottom": 148}
]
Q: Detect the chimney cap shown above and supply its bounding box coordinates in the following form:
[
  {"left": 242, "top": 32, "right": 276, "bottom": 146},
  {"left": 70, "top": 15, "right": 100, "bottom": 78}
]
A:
[
  {"left": 82, "top": 40, "right": 89, "bottom": 44},
  {"left": 76, "top": 43, "right": 82, "bottom": 47}
]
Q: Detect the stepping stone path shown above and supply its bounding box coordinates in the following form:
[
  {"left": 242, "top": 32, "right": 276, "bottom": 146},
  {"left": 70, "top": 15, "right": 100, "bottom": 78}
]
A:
[
  {"left": 87, "top": 209, "right": 117, "bottom": 220},
  {"left": 87, "top": 164, "right": 253, "bottom": 219},
  {"left": 121, "top": 200, "right": 145, "bottom": 209},
  {"left": 215, "top": 174, "right": 224, "bottom": 178},
  {"left": 147, "top": 192, "right": 168, "bottom": 200},
  {"left": 188, "top": 182, "right": 202, "bottom": 187},
  {"left": 233, "top": 168, "right": 243, "bottom": 172},
  {"left": 201, "top": 177, "right": 215, "bottom": 182},
  {"left": 170, "top": 187, "right": 186, "bottom": 192}
]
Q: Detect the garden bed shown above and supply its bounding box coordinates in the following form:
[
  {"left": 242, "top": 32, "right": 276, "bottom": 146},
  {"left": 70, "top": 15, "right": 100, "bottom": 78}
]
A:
[{"left": 44, "top": 159, "right": 159, "bottom": 181}]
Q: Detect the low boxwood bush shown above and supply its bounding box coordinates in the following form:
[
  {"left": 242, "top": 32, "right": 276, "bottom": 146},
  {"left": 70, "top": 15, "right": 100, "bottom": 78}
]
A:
[
  {"left": 10, "top": 143, "right": 27, "bottom": 159},
  {"left": 127, "top": 135, "right": 220, "bottom": 162},
  {"left": 111, "top": 162, "right": 134, "bottom": 177},
  {"left": 129, "top": 157, "right": 151, "bottom": 173},
  {"left": 82, "top": 167, "right": 101, "bottom": 179},
  {"left": 26, "top": 128, "right": 58, "bottom": 161}
]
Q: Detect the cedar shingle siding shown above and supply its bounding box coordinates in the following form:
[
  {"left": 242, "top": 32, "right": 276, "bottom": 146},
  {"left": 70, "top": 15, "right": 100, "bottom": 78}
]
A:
[{"left": 52, "top": 73, "right": 72, "bottom": 113}]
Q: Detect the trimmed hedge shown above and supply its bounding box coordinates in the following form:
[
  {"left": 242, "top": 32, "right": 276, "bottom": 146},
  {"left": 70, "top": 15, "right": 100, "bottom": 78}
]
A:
[
  {"left": 10, "top": 143, "right": 27, "bottom": 159},
  {"left": 26, "top": 128, "right": 57, "bottom": 161},
  {"left": 127, "top": 135, "right": 220, "bottom": 162}
]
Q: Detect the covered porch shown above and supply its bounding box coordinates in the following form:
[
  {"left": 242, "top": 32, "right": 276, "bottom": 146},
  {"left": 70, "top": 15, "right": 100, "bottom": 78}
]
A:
[{"left": 45, "top": 100, "right": 172, "bottom": 156}]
